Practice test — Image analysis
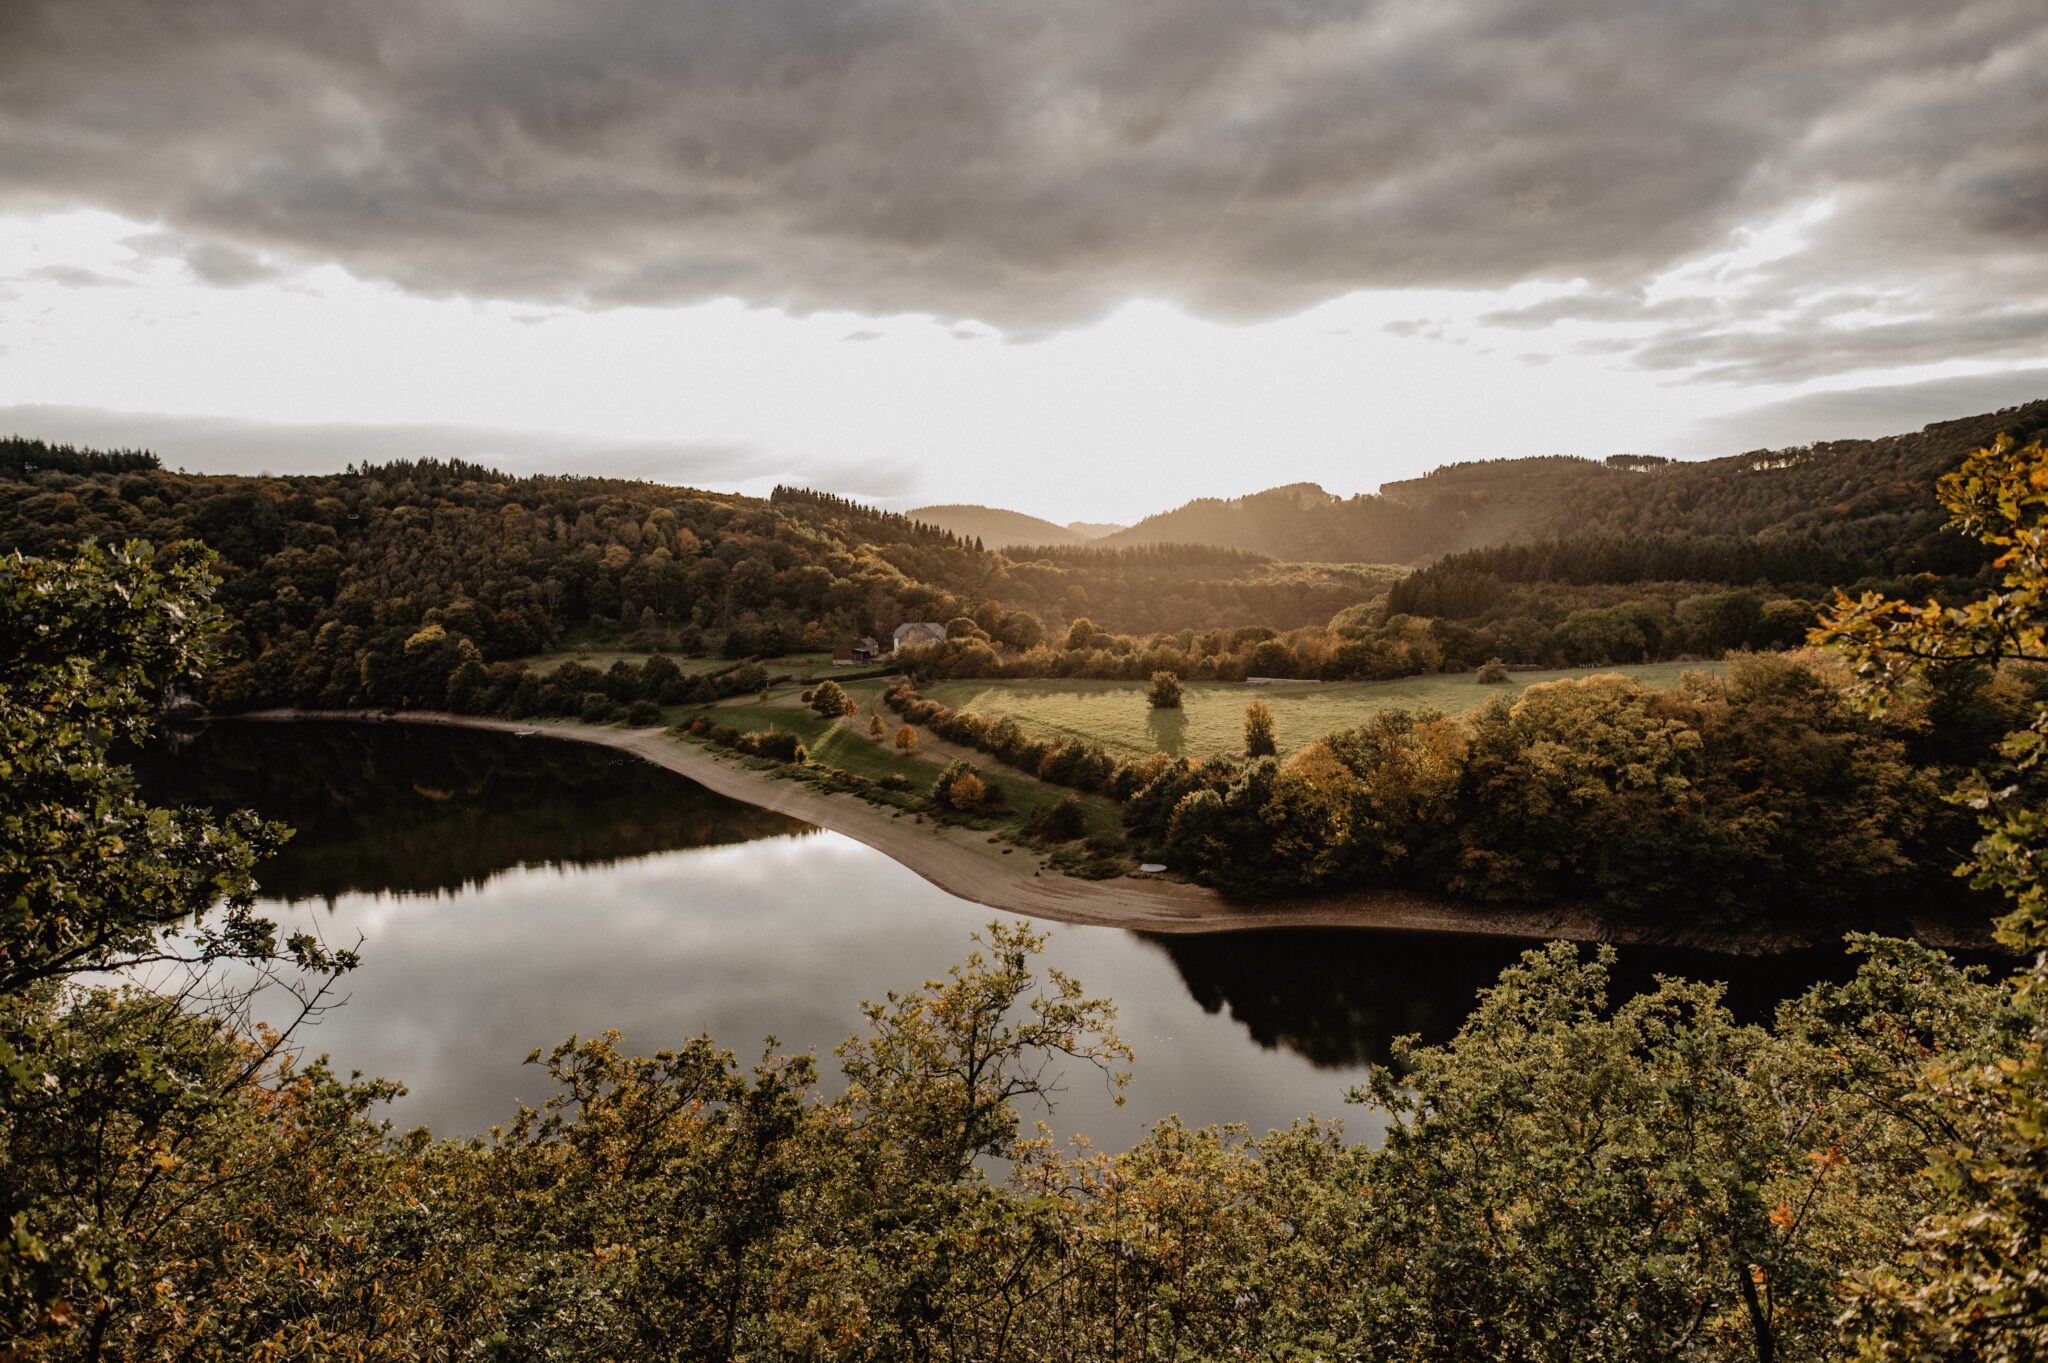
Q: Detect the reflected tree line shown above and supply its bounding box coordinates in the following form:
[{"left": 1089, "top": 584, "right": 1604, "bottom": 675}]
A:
[
  {"left": 134, "top": 722, "right": 812, "bottom": 903},
  {"left": 140, "top": 722, "right": 1929, "bottom": 1072},
  {"left": 1139, "top": 930, "right": 1939, "bottom": 1071}
]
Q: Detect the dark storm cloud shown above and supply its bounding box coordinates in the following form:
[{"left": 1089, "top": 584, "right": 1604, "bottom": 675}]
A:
[
  {"left": 1, "top": 0, "right": 2043, "bottom": 371},
  {"left": 0, "top": 405, "right": 914, "bottom": 498}
]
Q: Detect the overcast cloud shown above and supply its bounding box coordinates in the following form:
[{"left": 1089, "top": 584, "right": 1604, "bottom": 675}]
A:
[
  {"left": 1, "top": 1, "right": 2044, "bottom": 516},
  {"left": 1, "top": 0, "right": 2043, "bottom": 367}
]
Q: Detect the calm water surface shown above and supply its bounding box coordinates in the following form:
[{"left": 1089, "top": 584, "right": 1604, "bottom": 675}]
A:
[{"left": 138, "top": 722, "right": 1897, "bottom": 1147}]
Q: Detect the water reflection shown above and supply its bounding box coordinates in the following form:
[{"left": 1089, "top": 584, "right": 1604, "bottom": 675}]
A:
[
  {"left": 133, "top": 721, "right": 1952, "bottom": 1145},
  {"left": 136, "top": 722, "right": 811, "bottom": 901},
  {"left": 1142, "top": 930, "right": 1882, "bottom": 1071}
]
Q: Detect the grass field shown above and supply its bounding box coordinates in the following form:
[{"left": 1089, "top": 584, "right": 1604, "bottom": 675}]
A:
[{"left": 925, "top": 660, "right": 1733, "bottom": 759}]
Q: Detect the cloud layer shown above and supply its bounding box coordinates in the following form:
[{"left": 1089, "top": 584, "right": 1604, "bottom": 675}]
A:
[{"left": 2, "top": 0, "right": 2043, "bottom": 374}]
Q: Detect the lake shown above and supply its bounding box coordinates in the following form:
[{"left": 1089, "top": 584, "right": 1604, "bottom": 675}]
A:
[{"left": 137, "top": 720, "right": 1905, "bottom": 1148}]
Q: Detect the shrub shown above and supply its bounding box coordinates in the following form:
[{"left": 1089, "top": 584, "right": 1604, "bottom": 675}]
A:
[
  {"left": 1146, "top": 670, "right": 1184, "bottom": 709},
  {"left": 735, "top": 729, "right": 808, "bottom": 763},
  {"left": 579, "top": 691, "right": 616, "bottom": 723},
  {"left": 1110, "top": 752, "right": 1176, "bottom": 800},
  {"left": 1027, "top": 793, "right": 1088, "bottom": 843},
  {"left": 930, "top": 759, "right": 998, "bottom": 813},
  {"left": 947, "top": 772, "right": 985, "bottom": 811},
  {"left": 1477, "top": 657, "right": 1510, "bottom": 684},
  {"left": 624, "top": 699, "right": 663, "bottom": 726},
  {"left": 1244, "top": 700, "right": 1277, "bottom": 756},
  {"left": 1038, "top": 738, "right": 1117, "bottom": 792}
]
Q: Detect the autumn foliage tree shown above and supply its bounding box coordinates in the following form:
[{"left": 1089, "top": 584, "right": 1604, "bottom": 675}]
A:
[
  {"left": 1820, "top": 435, "right": 2048, "bottom": 1359},
  {"left": 1, "top": 542, "right": 374, "bottom": 1354},
  {"left": 808, "top": 678, "right": 850, "bottom": 718}
]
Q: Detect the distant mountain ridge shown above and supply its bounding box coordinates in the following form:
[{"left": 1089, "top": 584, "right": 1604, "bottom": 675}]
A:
[
  {"left": 936, "top": 400, "right": 2048, "bottom": 568},
  {"left": 906, "top": 503, "right": 1087, "bottom": 549}
]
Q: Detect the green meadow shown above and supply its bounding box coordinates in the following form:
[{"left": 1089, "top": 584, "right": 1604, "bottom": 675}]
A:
[{"left": 924, "top": 659, "right": 1733, "bottom": 758}]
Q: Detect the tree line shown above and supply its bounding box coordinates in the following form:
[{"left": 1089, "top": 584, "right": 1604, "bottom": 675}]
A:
[
  {"left": 1127, "top": 653, "right": 2012, "bottom": 927},
  {"left": 1, "top": 435, "right": 160, "bottom": 478},
  {"left": 1384, "top": 531, "right": 1950, "bottom": 617}
]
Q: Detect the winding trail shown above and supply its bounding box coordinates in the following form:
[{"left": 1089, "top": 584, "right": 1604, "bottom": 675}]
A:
[{"left": 231, "top": 710, "right": 1995, "bottom": 954}]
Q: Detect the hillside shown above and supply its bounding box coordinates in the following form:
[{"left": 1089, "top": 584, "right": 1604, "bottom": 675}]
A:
[
  {"left": 0, "top": 454, "right": 1003, "bottom": 708},
  {"left": 1100, "top": 482, "right": 1339, "bottom": 556},
  {"left": 908, "top": 503, "right": 1085, "bottom": 549},
  {"left": 1091, "top": 400, "right": 2048, "bottom": 567},
  {"left": 1065, "top": 521, "right": 1126, "bottom": 539},
  {"left": 0, "top": 448, "right": 1393, "bottom": 714}
]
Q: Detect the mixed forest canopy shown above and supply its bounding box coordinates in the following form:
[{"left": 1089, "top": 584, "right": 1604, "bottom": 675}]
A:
[
  {"left": 7, "top": 436, "right": 2048, "bottom": 1358},
  {"left": 1, "top": 400, "right": 2045, "bottom": 718},
  {"left": 0, "top": 453, "right": 1390, "bottom": 714}
]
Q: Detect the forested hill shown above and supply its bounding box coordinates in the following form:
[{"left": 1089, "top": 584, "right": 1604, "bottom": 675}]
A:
[
  {"left": 906, "top": 503, "right": 1086, "bottom": 549},
  {"left": 0, "top": 446, "right": 1394, "bottom": 709},
  {"left": 0, "top": 451, "right": 1005, "bottom": 697},
  {"left": 1096, "top": 400, "right": 2048, "bottom": 566}
]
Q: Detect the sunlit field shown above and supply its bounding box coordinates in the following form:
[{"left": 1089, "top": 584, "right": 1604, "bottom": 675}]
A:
[{"left": 925, "top": 659, "right": 1733, "bottom": 758}]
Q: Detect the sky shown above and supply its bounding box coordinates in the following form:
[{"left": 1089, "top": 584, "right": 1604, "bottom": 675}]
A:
[{"left": 2, "top": 0, "right": 2045, "bottom": 525}]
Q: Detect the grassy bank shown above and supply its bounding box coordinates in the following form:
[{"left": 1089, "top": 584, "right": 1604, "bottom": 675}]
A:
[{"left": 672, "top": 683, "right": 1124, "bottom": 851}]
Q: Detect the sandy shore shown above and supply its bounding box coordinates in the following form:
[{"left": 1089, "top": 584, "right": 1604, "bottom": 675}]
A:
[{"left": 229, "top": 709, "right": 1998, "bottom": 954}]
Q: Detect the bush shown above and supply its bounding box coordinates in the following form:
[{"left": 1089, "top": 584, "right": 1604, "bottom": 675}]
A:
[
  {"left": 1477, "top": 657, "right": 1510, "bottom": 684},
  {"left": 931, "top": 759, "right": 994, "bottom": 812},
  {"left": 1038, "top": 738, "right": 1117, "bottom": 792},
  {"left": 1109, "top": 752, "right": 1175, "bottom": 800},
  {"left": 1026, "top": 793, "right": 1088, "bottom": 843},
  {"left": 624, "top": 699, "right": 663, "bottom": 726},
  {"left": 947, "top": 771, "right": 985, "bottom": 811},
  {"left": 579, "top": 691, "right": 616, "bottom": 723},
  {"left": 735, "top": 729, "right": 808, "bottom": 763},
  {"left": 1244, "top": 700, "right": 1277, "bottom": 756},
  {"left": 1146, "top": 670, "right": 1184, "bottom": 709}
]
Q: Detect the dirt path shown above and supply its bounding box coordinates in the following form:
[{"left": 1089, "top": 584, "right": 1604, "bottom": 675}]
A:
[{"left": 228, "top": 710, "right": 1997, "bottom": 953}]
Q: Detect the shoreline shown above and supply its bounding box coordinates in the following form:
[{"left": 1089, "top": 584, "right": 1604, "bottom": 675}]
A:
[{"left": 225, "top": 709, "right": 2000, "bottom": 956}]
